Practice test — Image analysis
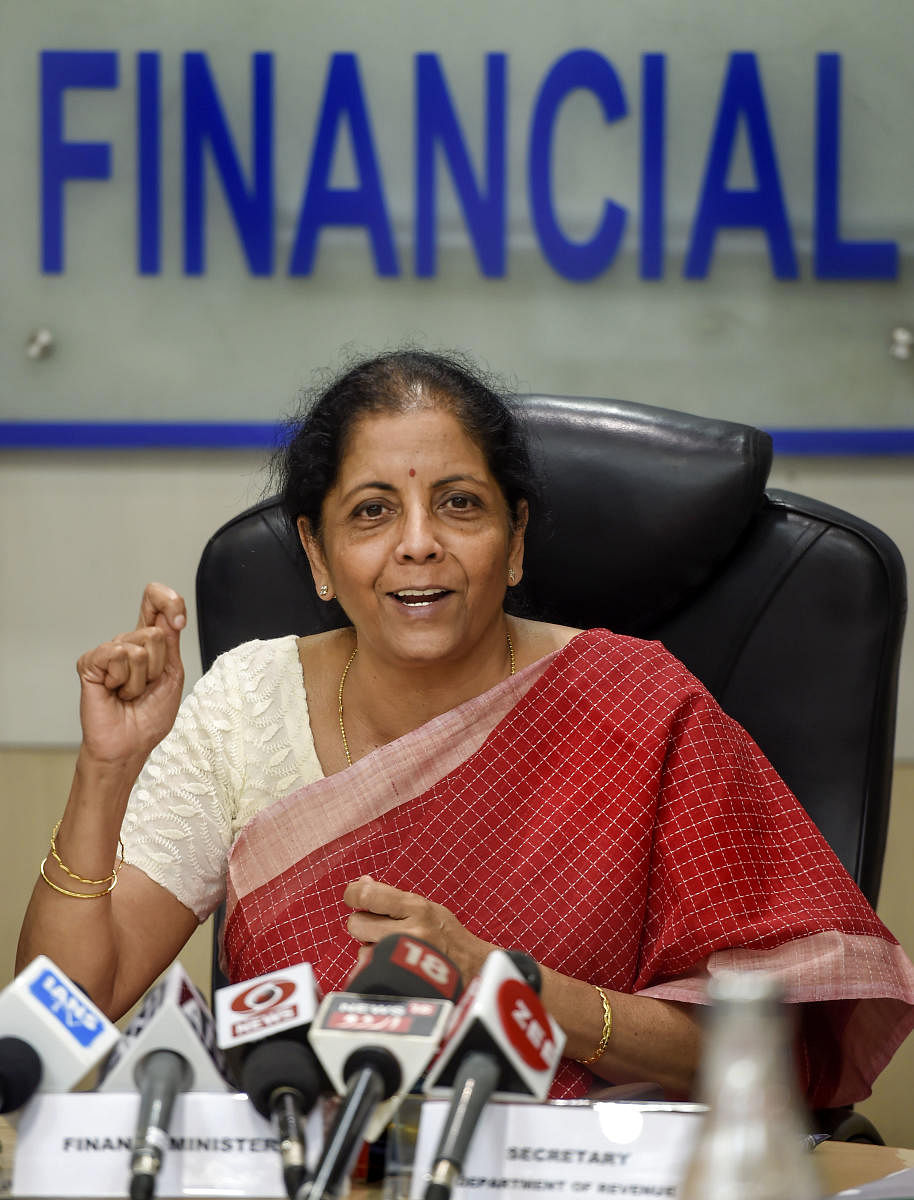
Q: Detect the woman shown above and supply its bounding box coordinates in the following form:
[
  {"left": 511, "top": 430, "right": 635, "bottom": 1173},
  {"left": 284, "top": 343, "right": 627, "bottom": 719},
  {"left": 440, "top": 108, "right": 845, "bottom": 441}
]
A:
[{"left": 17, "top": 350, "right": 914, "bottom": 1106}]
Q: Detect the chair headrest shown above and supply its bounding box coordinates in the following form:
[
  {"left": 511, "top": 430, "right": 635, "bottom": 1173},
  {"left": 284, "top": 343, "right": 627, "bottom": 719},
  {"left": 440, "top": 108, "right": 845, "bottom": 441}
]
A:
[
  {"left": 196, "top": 394, "right": 773, "bottom": 665},
  {"left": 516, "top": 396, "right": 773, "bottom": 632}
]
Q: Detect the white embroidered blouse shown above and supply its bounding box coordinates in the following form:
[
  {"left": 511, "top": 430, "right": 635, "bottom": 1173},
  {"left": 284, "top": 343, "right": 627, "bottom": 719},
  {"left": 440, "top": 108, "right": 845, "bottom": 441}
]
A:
[{"left": 120, "top": 636, "right": 323, "bottom": 921}]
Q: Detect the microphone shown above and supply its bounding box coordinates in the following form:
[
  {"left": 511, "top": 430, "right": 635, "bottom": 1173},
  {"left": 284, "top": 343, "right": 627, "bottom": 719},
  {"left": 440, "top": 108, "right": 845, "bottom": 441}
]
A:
[
  {"left": 215, "top": 963, "right": 325, "bottom": 1198},
  {"left": 0, "top": 1038, "right": 42, "bottom": 1113},
  {"left": 97, "top": 961, "right": 231, "bottom": 1200},
  {"left": 0, "top": 955, "right": 120, "bottom": 1095},
  {"left": 422, "top": 950, "right": 566, "bottom": 1200},
  {"left": 241, "top": 1041, "right": 324, "bottom": 1198},
  {"left": 301, "top": 934, "right": 462, "bottom": 1200}
]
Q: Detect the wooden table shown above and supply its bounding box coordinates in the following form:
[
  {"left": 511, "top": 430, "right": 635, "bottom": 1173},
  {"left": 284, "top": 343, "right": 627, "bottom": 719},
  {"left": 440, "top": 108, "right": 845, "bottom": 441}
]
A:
[{"left": 816, "top": 1141, "right": 914, "bottom": 1194}]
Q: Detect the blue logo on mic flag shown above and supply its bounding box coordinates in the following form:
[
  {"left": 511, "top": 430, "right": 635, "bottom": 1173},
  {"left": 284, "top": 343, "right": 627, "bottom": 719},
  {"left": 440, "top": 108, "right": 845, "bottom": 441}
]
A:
[{"left": 30, "top": 969, "right": 105, "bottom": 1047}]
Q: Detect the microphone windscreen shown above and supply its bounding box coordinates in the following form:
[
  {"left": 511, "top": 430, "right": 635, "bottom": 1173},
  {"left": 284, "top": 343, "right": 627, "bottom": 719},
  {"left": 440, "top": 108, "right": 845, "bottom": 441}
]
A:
[
  {"left": 0, "top": 1036, "right": 43, "bottom": 1113},
  {"left": 241, "top": 1039, "right": 324, "bottom": 1118},
  {"left": 505, "top": 951, "right": 541, "bottom": 993},
  {"left": 347, "top": 935, "right": 462, "bottom": 1002}
]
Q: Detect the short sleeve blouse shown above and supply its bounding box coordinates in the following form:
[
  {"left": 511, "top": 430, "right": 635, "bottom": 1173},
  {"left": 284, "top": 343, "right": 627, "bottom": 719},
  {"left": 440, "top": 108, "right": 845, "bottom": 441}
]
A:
[{"left": 120, "top": 636, "right": 323, "bottom": 921}]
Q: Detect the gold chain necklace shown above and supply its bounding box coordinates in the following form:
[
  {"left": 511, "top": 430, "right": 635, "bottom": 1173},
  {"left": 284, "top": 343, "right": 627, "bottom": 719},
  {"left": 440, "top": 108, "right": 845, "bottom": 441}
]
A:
[{"left": 338, "top": 630, "right": 517, "bottom": 768}]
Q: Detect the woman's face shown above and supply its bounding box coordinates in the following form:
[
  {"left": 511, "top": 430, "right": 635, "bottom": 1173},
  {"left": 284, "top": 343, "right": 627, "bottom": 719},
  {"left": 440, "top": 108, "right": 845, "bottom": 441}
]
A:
[{"left": 299, "top": 405, "right": 526, "bottom": 670}]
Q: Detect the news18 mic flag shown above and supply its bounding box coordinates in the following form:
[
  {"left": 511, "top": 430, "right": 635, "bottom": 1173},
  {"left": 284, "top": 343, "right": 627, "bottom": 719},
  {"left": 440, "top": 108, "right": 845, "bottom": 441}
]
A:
[
  {"left": 300, "top": 935, "right": 461, "bottom": 1200},
  {"left": 308, "top": 934, "right": 460, "bottom": 1141}
]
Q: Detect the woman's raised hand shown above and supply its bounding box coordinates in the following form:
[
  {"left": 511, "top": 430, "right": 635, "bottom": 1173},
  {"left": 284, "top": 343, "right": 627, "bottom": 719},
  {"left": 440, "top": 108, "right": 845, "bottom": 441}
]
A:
[{"left": 76, "top": 583, "right": 186, "bottom": 765}]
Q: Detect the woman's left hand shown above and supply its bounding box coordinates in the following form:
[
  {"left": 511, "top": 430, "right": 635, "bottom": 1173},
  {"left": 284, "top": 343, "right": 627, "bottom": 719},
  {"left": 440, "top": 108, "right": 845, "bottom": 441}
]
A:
[
  {"left": 343, "top": 875, "right": 494, "bottom": 984},
  {"left": 342, "top": 876, "right": 700, "bottom": 1095}
]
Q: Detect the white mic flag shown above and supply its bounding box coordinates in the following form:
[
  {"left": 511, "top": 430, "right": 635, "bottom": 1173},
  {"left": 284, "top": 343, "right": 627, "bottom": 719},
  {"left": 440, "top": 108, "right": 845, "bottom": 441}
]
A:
[
  {"left": 98, "top": 962, "right": 229, "bottom": 1094},
  {"left": 0, "top": 956, "right": 119, "bottom": 1093},
  {"left": 424, "top": 949, "right": 565, "bottom": 1101}
]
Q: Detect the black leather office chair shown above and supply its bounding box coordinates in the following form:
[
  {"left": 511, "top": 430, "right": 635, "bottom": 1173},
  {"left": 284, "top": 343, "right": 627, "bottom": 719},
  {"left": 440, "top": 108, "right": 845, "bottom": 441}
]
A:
[{"left": 197, "top": 395, "right": 906, "bottom": 1139}]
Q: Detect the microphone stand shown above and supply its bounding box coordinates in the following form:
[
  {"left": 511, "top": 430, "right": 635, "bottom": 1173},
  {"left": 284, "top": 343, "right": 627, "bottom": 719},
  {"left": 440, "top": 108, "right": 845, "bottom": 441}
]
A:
[{"left": 297, "top": 1067, "right": 386, "bottom": 1200}]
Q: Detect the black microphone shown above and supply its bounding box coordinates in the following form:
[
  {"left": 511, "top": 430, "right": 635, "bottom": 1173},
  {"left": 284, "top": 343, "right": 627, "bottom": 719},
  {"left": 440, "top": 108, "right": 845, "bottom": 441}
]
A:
[
  {"left": 215, "top": 961, "right": 326, "bottom": 1198},
  {"left": 97, "top": 962, "right": 230, "bottom": 1200},
  {"left": 241, "top": 1039, "right": 325, "bottom": 1198},
  {"left": 0, "top": 1037, "right": 42, "bottom": 1114},
  {"left": 129, "top": 1052, "right": 191, "bottom": 1200},
  {"left": 422, "top": 951, "right": 565, "bottom": 1200},
  {"left": 301, "top": 934, "right": 463, "bottom": 1200}
]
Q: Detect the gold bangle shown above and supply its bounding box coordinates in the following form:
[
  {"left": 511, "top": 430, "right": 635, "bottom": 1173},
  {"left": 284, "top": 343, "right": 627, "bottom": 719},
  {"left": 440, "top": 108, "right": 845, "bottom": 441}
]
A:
[
  {"left": 49, "top": 820, "right": 124, "bottom": 885},
  {"left": 40, "top": 856, "right": 118, "bottom": 899},
  {"left": 577, "top": 985, "right": 613, "bottom": 1065}
]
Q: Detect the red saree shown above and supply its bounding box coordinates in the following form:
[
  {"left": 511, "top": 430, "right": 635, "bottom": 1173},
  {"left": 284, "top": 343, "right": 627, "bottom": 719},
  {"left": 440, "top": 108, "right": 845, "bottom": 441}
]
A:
[{"left": 224, "top": 629, "right": 914, "bottom": 1107}]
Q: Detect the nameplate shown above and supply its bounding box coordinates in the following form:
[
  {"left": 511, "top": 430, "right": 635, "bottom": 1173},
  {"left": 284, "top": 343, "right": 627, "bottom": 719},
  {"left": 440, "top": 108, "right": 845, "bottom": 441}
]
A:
[
  {"left": 13, "top": 1092, "right": 323, "bottom": 1197},
  {"left": 411, "top": 1100, "right": 705, "bottom": 1200}
]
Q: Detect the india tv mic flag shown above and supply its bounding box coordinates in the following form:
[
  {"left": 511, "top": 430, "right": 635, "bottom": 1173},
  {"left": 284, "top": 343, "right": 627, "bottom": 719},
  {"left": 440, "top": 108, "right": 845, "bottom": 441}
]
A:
[
  {"left": 299, "top": 935, "right": 460, "bottom": 1200},
  {"left": 307, "top": 935, "right": 460, "bottom": 1141}
]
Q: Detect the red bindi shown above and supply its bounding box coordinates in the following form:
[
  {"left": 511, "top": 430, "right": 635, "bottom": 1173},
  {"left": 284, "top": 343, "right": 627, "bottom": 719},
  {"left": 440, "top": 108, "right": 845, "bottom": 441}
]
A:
[{"left": 409, "top": 468, "right": 416, "bottom": 476}]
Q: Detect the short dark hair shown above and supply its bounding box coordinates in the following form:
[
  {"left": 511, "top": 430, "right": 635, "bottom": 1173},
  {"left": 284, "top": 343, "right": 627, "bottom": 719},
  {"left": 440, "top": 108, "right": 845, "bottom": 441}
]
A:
[{"left": 276, "top": 348, "right": 540, "bottom": 538}]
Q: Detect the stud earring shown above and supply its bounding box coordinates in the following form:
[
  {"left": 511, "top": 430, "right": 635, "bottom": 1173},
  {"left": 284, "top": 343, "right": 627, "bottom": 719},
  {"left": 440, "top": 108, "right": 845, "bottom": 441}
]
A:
[{"left": 319, "top": 584, "right": 329, "bottom": 597}]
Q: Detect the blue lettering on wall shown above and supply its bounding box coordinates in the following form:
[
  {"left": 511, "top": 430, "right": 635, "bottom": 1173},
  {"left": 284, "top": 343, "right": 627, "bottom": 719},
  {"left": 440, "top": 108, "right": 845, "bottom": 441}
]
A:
[
  {"left": 36, "top": 46, "right": 901, "bottom": 284},
  {"left": 640, "top": 53, "right": 665, "bottom": 280},
  {"left": 686, "top": 52, "right": 797, "bottom": 279},
  {"left": 41, "top": 50, "right": 118, "bottom": 273},
  {"left": 183, "top": 52, "right": 274, "bottom": 275},
  {"left": 814, "top": 53, "right": 897, "bottom": 280},
  {"left": 137, "top": 52, "right": 161, "bottom": 274},
  {"left": 288, "top": 53, "right": 398, "bottom": 276},
  {"left": 528, "top": 49, "right": 629, "bottom": 282},
  {"left": 415, "top": 53, "right": 507, "bottom": 278}
]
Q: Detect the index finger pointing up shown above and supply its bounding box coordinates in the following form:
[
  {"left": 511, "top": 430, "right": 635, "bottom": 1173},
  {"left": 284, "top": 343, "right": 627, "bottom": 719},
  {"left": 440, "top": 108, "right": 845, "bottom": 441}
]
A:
[{"left": 138, "top": 582, "right": 186, "bottom": 634}]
